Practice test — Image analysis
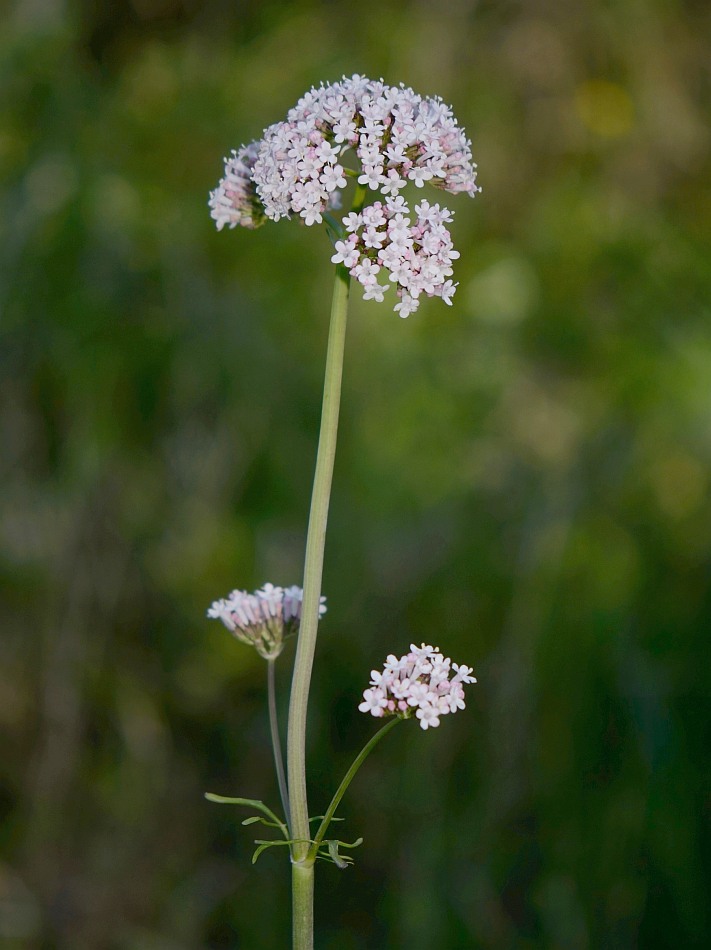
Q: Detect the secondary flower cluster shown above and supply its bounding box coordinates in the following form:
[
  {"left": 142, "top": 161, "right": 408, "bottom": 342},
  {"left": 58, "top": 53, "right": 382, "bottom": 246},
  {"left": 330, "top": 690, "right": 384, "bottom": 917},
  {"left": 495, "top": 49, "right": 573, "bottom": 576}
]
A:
[
  {"left": 359, "top": 644, "right": 476, "bottom": 730},
  {"left": 209, "top": 142, "right": 264, "bottom": 231},
  {"left": 207, "top": 583, "right": 326, "bottom": 659},
  {"left": 209, "top": 75, "right": 479, "bottom": 316},
  {"left": 331, "top": 197, "right": 459, "bottom": 317}
]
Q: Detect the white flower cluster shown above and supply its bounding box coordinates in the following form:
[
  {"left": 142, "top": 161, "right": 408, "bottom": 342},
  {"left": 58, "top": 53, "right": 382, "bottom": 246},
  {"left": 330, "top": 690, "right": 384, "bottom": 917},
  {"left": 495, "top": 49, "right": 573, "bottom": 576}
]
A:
[
  {"left": 250, "top": 75, "right": 478, "bottom": 225},
  {"left": 359, "top": 644, "right": 476, "bottom": 730},
  {"left": 331, "top": 197, "right": 459, "bottom": 317},
  {"left": 209, "top": 75, "right": 479, "bottom": 316},
  {"left": 207, "top": 583, "right": 326, "bottom": 659},
  {"left": 208, "top": 142, "right": 264, "bottom": 231}
]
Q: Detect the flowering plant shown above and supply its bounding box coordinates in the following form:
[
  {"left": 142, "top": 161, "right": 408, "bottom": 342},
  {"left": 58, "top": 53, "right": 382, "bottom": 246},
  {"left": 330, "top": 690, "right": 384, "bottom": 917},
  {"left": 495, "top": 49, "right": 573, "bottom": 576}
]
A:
[{"left": 206, "top": 76, "right": 479, "bottom": 949}]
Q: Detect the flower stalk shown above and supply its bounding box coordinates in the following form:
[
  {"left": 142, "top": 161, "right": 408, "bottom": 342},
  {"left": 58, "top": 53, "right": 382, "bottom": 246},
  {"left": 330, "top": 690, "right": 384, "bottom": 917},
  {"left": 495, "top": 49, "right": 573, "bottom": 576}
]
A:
[
  {"left": 308, "top": 717, "right": 400, "bottom": 861},
  {"left": 287, "top": 264, "right": 351, "bottom": 869},
  {"left": 267, "top": 657, "right": 290, "bottom": 830}
]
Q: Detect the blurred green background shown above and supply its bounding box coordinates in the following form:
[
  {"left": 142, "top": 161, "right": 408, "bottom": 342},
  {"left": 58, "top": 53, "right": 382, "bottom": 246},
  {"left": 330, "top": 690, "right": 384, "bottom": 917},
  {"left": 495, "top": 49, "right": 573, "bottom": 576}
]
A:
[{"left": 1, "top": 0, "right": 710, "bottom": 947}]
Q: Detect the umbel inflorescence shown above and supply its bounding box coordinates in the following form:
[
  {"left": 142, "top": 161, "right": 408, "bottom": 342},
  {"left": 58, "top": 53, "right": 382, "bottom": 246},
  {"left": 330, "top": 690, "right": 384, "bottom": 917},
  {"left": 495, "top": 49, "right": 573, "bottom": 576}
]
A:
[
  {"left": 207, "top": 583, "right": 326, "bottom": 659},
  {"left": 209, "top": 74, "right": 479, "bottom": 318},
  {"left": 360, "top": 644, "right": 476, "bottom": 730}
]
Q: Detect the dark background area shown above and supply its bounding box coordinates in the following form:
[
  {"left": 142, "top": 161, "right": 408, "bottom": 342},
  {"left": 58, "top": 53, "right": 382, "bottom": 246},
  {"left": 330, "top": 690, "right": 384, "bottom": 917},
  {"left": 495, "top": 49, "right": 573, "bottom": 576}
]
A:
[{"left": 1, "top": 0, "right": 710, "bottom": 947}]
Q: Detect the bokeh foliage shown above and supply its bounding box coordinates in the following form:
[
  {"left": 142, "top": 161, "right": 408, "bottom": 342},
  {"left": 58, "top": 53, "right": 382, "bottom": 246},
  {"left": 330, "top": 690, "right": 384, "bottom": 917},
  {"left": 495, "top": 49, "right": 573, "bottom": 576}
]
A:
[{"left": 1, "top": 0, "right": 710, "bottom": 947}]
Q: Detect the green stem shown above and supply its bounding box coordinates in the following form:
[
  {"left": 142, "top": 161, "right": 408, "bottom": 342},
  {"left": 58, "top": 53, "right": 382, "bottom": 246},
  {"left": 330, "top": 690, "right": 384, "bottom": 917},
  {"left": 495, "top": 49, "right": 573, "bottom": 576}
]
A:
[
  {"left": 292, "top": 863, "right": 314, "bottom": 950},
  {"left": 267, "top": 657, "right": 290, "bottom": 831},
  {"left": 309, "top": 717, "right": 400, "bottom": 860},
  {"left": 287, "top": 264, "right": 351, "bottom": 861},
  {"left": 323, "top": 211, "right": 342, "bottom": 239},
  {"left": 287, "top": 181, "right": 366, "bottom": 948},
  {"left": 351, "top": 182, "right": 368, "bottom": 213}
]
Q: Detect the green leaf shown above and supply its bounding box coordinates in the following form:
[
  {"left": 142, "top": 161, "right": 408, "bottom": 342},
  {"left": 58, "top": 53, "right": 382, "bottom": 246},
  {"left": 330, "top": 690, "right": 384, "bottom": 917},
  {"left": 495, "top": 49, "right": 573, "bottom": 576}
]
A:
[
  {"left": 327, "top": 839, "right": 349, "bottom": 869},
  {"left": 251, "top": 839, "right": 292, "bottom": 864},
  {"left": 314, "top": 850, "right": 354, "bottom": 867},
  {"left": 204, "top": 794, "right": 286, "bottom": 833},
  {"left": 242, "top": 816, "right": 283, "bottom": 829},
  {"left": 335, "top": 837, "right": 364, "bottom": 849}
]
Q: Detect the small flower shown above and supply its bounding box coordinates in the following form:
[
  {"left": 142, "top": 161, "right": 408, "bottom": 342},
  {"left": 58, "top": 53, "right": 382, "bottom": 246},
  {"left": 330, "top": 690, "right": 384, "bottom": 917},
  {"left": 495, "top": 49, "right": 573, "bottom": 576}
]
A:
[
  {"left": 362, "top": 282, "right": 389, "bottom": 302},
  {"left": 358, "top": 687, "right": 388, "bottom": 717},
  {"left": 415, "top": 704, "right": 441, "bottom": 730},
  {"left": 394, "top": 292, "right": 418, "bottom": 319},
  {"left": 361, "top": 204, "right": 387, "bottom": 228},
  {"left": 380, "top": 169, "right": 406, "bottom": 196},
  {"left": 438, "top": 279, "right": 458, "bottom": 306},
  {"left": 343, "top": 212, "right": 363, "bottom": 233},
  {"left": 320, "top": 164, "right": 347, "bottom": 192},
  {"left": 358, "top": 166, "right": 385, "bottom": 190},
  {"left": 408, "top": 165, "right": 434, "bottom": 188},
  {"left": 331, "top": 238, "right": 360, "bottom": 268},
  {"left": 453, "top": 662, "right": 477, "bottom": 684},
  {"left": 359, "top": 644, "right": 475, "bottom": 730},
  {"left": 386, "top": 195, "right": 409, "bottom": 216},
  {"left": 207, "top": 583, "right": 326, "bottom": 659}
]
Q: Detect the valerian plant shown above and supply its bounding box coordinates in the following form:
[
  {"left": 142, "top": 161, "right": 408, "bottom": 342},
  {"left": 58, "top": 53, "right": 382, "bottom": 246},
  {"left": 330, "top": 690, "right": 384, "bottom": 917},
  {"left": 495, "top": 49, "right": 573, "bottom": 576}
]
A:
[{"left": 206, "top": 75, "right": 479, "bottom": 949}]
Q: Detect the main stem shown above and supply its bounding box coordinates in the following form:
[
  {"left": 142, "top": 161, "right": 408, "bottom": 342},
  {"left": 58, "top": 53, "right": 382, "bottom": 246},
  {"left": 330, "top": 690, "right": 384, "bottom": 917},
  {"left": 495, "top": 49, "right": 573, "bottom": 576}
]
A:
[
  {"left": 292, "top": 863, "right": 314, "bottom": 950},
  {"left": 287, "top": 265, "right": 351, "bottom": 945}
]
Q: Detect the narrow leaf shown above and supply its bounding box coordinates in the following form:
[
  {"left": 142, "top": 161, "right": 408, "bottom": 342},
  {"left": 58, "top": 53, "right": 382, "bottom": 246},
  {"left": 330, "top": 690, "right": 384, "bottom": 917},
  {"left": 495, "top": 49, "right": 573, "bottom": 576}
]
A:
[
  {"left": 252, "top": 842, "right": 275, "bottom": 864},
  {"left": 327, "top": 839, "right": 349, "bottom": 870},
  {"left": 204, "top": 794, "right": 286, "bottom": 833},
  {"left": 335, "top": 837, "right": 364, "bottom": 849},
  {"left": 251, "top": 839, "right": 292, "bottom": 864}
]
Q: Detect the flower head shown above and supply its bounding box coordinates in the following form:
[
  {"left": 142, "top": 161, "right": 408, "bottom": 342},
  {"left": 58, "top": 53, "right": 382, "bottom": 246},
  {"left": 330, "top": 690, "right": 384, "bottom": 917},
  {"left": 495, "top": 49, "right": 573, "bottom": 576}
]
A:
[
  {"left": 358, "top": 644, "right": 476, "bottom": 730},
  {"left": 207, "top": 583, "right": 326, "bottom": 659},
  {"left": 248, "top": 76, "right": 478, "bottom": 223},
  {"left": 210, "top": 76, "right": 478, "bottom": 316}
]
